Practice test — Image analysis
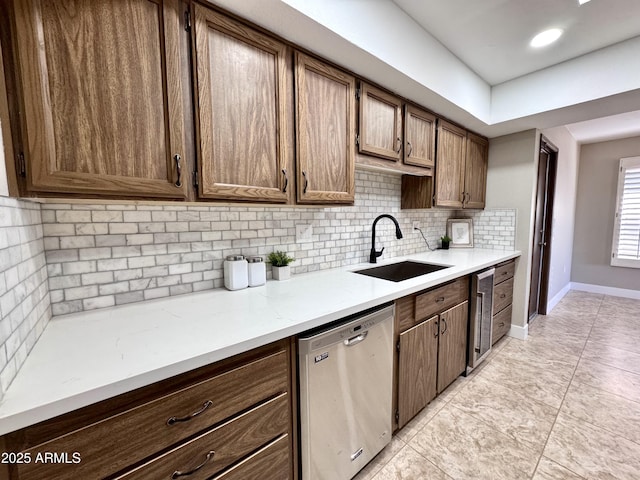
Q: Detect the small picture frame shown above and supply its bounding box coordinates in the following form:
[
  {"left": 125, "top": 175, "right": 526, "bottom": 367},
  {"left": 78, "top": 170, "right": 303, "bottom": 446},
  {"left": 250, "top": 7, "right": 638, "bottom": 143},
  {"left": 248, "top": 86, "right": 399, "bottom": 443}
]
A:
[{"left": 446, "top": 218, "right": 474, "bottom": 248}]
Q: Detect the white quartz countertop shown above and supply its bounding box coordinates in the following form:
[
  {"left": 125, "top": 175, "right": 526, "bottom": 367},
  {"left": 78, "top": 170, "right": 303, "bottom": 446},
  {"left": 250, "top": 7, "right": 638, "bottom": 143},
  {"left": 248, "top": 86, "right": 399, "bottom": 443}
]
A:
[{"left": 0, "top": 248, "right": 519, "bottom": 435}]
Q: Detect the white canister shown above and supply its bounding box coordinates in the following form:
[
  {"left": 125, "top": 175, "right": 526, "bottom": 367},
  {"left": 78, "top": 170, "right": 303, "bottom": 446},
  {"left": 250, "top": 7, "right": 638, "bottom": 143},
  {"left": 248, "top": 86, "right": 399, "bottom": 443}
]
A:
[
  {"left": 224, "top": 255, "right": 248, "bottom": 290},
  {"left": 248, "top": 256, "right": 266, "bottom": 287}
]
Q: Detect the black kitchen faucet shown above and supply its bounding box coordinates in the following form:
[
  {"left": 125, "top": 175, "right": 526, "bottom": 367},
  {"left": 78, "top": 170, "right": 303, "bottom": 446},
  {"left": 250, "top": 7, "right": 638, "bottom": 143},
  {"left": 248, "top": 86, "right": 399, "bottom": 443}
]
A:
[{"left": 370, "top": 214, "right": 403, "bottom": 263}]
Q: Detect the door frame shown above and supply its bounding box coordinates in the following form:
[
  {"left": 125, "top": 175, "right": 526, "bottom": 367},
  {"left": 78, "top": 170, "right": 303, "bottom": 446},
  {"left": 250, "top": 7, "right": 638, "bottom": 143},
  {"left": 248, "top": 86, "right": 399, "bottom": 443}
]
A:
[{"left": 528, "top": 135, "right": 558, "bottom": 320}]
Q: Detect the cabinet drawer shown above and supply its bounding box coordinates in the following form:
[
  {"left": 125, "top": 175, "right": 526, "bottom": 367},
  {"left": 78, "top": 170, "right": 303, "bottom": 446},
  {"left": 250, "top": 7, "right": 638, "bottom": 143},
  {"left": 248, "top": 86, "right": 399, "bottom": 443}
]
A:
[
  {"left": 492, "top": 304, "right": 512, "bottom": 344},
  {"left": 212, "top": 434, "right": 290, "bottom": 480},
  {"left": 493, "top": 277, "right": 514, "bottom": 313},
  {"left": 117, "top": 394, "right": 289, "bottom": 480},
  {"left": 396, "top": 295, "right": 416, "bottom": 331},
  {"left": 494, "top": 260, "right": 515, "bottom": 285},
  {"left": 14, "top": 349, "right": 289, "bottom": 480},
  {"left": 415, "top": 277, "right": 469, "bottom": 321}
]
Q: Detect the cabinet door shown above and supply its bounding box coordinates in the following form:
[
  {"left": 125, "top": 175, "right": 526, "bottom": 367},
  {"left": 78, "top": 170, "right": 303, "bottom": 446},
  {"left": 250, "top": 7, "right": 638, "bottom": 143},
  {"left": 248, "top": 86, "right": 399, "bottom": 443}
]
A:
[
  {"left": 193, "top": 6, "right": 292, "bottom": 202},
  {"left": 437, "top": 301, "right": 468, "bottom": 394},
  {"left": 464, "top": 132, "right": 488, "bottom": 209},
  {"left": 14, "top": 0, "right": 187, "bottom": 198},
  {"left": 404, "top": 105, "right": 436, "bottom": 168},
  {"left": 358, "top": 82, "right": 402, "bottom": 162},
  {"left": 295, "top": 52, "right": 355, "bottom": 204},
  {"left": 434, "top": 120, "right": 466, "bottom": 208},
  {"left": 397, "top": 316, "right": 438, "bottom": 429}
]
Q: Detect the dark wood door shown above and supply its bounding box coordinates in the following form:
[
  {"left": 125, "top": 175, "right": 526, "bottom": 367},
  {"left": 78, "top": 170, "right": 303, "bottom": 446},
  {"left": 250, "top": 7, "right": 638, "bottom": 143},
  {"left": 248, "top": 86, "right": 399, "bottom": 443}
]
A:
[
  {"left": 358, "top": 82, "right": 402, "bottom": 162},
  {"left": 404, "top": 104, "right": 436, "bottom": 169},
  {"left": 295, "top": 52, "right": 356, "bottom": 204},
  {"left": 397, "top": 316, "right": 438, "bottom": 429},
  {"left": 437, "top": 301, "right": 468, "bottom": 394},
  {"left": 14, "top": 0, "right": 187, "bottom": 198},
  {"left": 193, "top": 6, "right": 293, "bottom": 202},
  {"left": 528, "top": 137, "right": 557, "bottom": 320},
  {"left": 434, "top": 120, "right": 466, "bottom": 208}
]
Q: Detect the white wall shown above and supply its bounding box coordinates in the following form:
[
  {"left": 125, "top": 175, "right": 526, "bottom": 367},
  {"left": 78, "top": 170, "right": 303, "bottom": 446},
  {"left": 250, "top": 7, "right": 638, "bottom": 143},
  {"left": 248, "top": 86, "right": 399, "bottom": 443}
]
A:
[
  {"left": 540, "top": 126, "right": 580, "bottom": 307},
  {"left": 572, "top": 136, "right": 640, "bottom": 292},
  {"left": 486, "top": 130, "right": 539, "bottom": 337}
]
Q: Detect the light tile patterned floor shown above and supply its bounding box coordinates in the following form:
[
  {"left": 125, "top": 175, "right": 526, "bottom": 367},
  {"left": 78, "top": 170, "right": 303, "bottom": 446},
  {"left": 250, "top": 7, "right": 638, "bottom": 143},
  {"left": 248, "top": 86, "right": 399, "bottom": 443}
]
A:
[{"left": 354, "top": 291, "right": 640, "bottom": 480}]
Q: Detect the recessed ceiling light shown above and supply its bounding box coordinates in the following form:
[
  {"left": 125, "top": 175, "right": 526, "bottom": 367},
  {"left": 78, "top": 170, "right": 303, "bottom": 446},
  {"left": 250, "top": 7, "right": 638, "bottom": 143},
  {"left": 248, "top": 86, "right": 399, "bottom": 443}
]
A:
[
  {"left": 578, "top": 0, "right": 591, "bottom": 4},
  {"left": 530, "top": 28, "right": 563, "bottom": 48}
]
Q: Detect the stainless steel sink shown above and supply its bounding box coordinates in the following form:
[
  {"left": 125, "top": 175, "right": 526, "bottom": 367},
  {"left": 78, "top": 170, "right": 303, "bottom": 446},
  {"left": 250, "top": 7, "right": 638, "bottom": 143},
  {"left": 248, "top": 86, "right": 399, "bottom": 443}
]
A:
[{"left": 353, "top": 260, "right": 451, "bottom": 282}]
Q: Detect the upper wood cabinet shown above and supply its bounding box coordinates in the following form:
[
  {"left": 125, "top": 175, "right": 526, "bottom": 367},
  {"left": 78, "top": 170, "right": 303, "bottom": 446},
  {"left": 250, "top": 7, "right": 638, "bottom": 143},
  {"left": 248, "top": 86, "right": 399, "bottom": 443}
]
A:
[
  {"left": 357, "top": 82, "right": 435, "bottom": 173},
  {"left": 295, "top": 52, "right": 356, "bottom": 204},
  {"left": 358, "top": 83, "right": 402, "bottom": 162},
  {"left": 434, "top": 120, "right": 466, "bottom": 208},
  {"left": 404, "top": 104, "right": 436, "bottom": 168},
  {"left": 464, "top": 132, "right": 489, "bottom": 209},
  {"left": 13, "top": 0, "right": 188, "bottom": 198},
  {"left": 192, "top": 5, "right": 293, "bottom": 203},
  {"left": 434, "top": 120, "right": 488, "bottom": 209}
]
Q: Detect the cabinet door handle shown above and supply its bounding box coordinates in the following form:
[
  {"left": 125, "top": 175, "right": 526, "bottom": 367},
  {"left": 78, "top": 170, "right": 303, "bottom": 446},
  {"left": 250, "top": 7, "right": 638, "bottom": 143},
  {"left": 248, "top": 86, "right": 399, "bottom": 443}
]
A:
[
  {"left": 395, "top": 137, "right": 402, "bottom": 153},
  {"left": 434, "top": 320, "right": 439, "bottom": 337},
  {"left": 302, "top": 170, "right": 309, "bottom": 193},
  {"left": 167, "top": 400, "right": 213, "bottom": 425},
  {"left": 465, "top": 192, "right": 470, "bottom": 203},
  {"left": 441, "top": 318, "right": 448, "bottom": 335},
  {"left": 282, "top": 168, "right": 288, "bottom": 193},
  {"left": 174, "top": 154, "right": 182, "bottom": 188},
  {"left": 406, "top": 141, "right": 413, "bottom": 157},
  {"left": 172, "top": 450, "right": 215, "bottom": 478}
]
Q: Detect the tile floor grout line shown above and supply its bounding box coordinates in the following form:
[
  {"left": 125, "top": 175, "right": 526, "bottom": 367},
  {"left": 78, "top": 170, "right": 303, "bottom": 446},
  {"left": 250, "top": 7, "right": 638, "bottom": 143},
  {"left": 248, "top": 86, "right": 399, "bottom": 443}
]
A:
[{"left": 529, "top": 295, "right": 602, "bottom": 478}]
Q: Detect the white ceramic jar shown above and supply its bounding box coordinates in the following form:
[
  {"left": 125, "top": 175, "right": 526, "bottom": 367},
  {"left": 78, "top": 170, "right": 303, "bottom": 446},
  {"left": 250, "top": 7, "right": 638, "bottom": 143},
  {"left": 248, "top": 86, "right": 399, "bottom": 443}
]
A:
[
  {"left": 248, "top": 256, "right": 266, "bottom": 287},
  {"left": 224, "top": 255, "right": 248, "bottom": 290}
]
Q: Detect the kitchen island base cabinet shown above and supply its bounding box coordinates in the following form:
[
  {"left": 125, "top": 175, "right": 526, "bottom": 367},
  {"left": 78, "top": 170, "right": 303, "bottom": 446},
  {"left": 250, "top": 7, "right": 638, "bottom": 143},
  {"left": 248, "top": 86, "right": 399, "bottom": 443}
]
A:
[{"left": 0, "top": 340, "right": 296, "bottom": 480}]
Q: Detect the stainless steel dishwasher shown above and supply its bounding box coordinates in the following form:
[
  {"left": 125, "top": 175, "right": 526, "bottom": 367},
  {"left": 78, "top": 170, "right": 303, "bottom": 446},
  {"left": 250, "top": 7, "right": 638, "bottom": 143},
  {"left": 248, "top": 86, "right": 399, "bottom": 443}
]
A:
[{"left": 298, "top": 303, "right": 394, "bottom": 480}]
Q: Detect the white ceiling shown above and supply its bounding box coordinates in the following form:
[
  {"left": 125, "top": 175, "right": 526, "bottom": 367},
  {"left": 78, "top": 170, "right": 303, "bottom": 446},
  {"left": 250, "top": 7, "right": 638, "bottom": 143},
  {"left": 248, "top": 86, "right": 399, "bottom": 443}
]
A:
[
  {"left": 392, "top": 0, "right": 640, "bottom": 86},
  {"left": 209, "top": 0, "right": 640, "bottom": 142}
]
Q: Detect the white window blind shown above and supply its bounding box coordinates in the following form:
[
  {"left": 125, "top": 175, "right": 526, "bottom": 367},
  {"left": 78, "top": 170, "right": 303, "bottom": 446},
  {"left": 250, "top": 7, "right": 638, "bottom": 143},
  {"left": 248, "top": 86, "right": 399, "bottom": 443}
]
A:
[{"left": 611, "top": 156, "right": 640, "bottom": 268}]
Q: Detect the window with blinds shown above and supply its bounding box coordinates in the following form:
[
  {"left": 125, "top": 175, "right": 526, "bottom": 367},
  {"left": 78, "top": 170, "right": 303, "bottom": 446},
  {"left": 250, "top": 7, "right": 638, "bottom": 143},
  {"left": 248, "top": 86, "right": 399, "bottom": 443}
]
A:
[{"left": 611, "top": 156, "right": 640, "bottom": 268}]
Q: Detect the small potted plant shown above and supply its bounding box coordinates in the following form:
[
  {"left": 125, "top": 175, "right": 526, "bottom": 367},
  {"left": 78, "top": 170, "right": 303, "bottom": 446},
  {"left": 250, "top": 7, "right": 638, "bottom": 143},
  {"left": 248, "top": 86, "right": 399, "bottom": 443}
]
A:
[
  {"left": 268, "top": 250, "right": 295, "bottom": 280},
  {"left": 440, "top": 235, "right": 452, "bottom": 250}
]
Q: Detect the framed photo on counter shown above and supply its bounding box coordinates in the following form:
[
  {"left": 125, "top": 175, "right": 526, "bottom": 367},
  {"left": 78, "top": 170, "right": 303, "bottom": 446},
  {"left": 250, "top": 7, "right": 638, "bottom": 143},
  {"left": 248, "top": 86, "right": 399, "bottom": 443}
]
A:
[{"left": 446, "top": 218, "right": 474, "bottom": 248}]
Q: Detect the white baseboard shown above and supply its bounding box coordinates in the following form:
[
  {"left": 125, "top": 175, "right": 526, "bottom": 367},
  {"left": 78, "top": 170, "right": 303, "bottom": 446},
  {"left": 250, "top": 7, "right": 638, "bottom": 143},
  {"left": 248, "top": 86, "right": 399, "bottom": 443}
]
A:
[
  {"left": 571, "top": 282, "right": 640, "bottom": 300},
  {"left": 547, "top": 283, "right": 572, "bottom": 312},
  {"left": 508, "top": 323, "right": 528, "bottom": 341}
]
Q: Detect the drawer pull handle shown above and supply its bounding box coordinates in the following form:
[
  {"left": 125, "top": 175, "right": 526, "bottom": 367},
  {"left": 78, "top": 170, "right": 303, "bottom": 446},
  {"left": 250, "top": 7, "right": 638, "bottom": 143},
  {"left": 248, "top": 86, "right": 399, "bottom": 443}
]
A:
[
  {"left": 500, "top": 294, "right": 507, "bottom": 299},
  {"left": 167, "top": 400, "right": 213, "bottom": 426},
  {"left": 499, "top": 322, "right": 505, "bottom": 327},
  {"left": 435, "top": 296, "right": 445, "bottom": 303},
  {"left": 172, "top": 450, "right": 215, "bottom": 478}
]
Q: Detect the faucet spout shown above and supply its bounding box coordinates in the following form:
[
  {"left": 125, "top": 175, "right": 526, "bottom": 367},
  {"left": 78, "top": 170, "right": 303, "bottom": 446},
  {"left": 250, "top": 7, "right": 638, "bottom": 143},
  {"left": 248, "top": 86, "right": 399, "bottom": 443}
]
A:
[{"left": 370, "top": 214, "right": 403, "bottom": 263}]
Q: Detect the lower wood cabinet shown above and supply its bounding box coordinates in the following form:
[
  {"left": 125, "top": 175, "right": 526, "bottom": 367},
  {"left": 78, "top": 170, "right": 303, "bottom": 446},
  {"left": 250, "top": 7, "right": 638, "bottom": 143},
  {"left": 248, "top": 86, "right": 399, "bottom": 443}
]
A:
[
  {"left": 395, "top": 277, "right": 469, "bottom": 430},
  {"left": 0, "top": 340, "right": 295, "bottom": 480},
  {"left": 492, "top": 259, "right": 515, "bottom": 344}
]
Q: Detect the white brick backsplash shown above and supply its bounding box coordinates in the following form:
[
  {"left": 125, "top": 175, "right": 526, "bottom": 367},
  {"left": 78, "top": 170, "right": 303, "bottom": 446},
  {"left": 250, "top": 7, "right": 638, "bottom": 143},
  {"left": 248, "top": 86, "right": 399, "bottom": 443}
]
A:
[
  {"left": 0, "top": 199, "right": 51, "bottom": 398},
  {"left": 33, "top": 171, "right": 516, "bottom": 318}
]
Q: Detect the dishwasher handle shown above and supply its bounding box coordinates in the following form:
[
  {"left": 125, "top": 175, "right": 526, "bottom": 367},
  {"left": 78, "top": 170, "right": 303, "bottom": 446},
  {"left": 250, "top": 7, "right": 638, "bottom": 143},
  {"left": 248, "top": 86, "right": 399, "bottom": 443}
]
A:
[{"left": 344, "top": 331, "right": 368, "bottom": 347}]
